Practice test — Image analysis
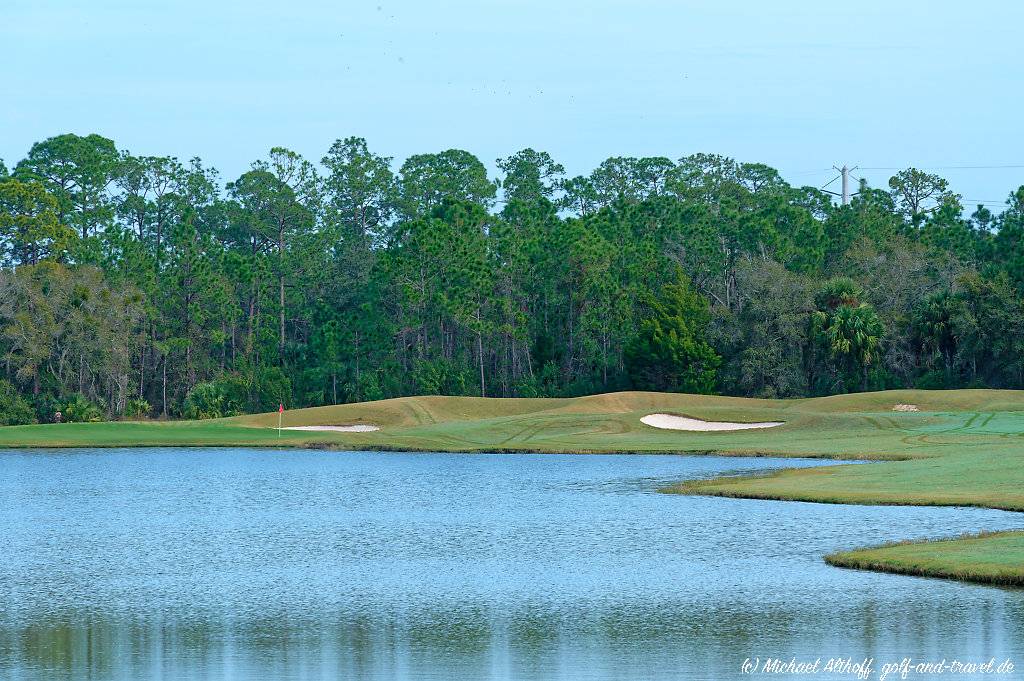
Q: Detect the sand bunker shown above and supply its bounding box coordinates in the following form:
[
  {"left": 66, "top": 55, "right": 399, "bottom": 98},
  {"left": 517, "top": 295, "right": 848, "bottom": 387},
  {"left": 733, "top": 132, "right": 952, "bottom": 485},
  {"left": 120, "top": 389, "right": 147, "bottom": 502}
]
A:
[
  {"left": 892, "top": 404, "right": 919, "bottom": 412},
  {"left": 278, "top": 425, "right": 380, "bottom": 432},
  {"left": 640, "top": 414, "right": 783, "bottom": 431}
]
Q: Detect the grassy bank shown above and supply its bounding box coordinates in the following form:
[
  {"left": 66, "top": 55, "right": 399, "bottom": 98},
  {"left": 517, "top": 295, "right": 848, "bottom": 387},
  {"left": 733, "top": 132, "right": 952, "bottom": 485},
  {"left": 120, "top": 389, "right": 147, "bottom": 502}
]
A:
[
  {"left": 825, "top": 531, "right": 1024, "bottom": 587},
  {"left": 3, "top": 388, "right": 1024, "bottom": 586}
]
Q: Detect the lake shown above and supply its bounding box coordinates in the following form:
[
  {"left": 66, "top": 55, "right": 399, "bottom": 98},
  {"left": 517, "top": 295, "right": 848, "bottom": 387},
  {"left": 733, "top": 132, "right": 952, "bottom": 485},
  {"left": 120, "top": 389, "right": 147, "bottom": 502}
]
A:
[{"left": 1, "top": 448, "right": 1022, "bottom": 680}]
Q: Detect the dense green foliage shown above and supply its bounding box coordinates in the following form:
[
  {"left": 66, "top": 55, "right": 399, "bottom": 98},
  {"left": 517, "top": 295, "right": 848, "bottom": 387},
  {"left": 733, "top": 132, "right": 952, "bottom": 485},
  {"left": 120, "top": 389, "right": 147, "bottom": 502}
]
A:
[
  {"left": 0, "top": 379, "right": 34, "bottom": 425},
  {"left": 2, "top": 133, "right": 1023, "bottom": 420},
  {"left": 624, "top": 275, "right": 719, "bottom": 393}
]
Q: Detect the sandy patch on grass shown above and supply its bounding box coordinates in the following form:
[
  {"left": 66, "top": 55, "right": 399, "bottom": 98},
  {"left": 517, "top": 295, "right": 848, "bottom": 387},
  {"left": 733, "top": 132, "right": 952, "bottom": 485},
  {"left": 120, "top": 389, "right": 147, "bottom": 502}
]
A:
[
  {"left": 892, "top": 404, "right": 919, "bottom": 412},
  {"left": 277, "top": 425, "right": 380, "bottom": 432},
  {"left": 640, "top": 414, "right": 783, "bottom": 431}
]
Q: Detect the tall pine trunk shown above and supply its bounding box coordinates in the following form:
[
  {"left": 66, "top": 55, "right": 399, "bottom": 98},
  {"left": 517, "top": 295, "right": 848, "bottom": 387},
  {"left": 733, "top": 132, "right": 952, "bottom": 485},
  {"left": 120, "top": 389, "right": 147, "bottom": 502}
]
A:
[
  {"left": 278, "top": 223, "right": 286, "bottom": 363},
  {"left": 478, "top": 331, "right": 485, "bottom": 398}
]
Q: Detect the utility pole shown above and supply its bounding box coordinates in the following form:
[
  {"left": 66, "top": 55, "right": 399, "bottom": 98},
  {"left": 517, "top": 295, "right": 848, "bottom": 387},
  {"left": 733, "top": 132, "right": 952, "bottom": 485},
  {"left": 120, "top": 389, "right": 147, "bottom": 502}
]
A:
[{"left": 826, "top": 165, "right": 859, "bottom": 205}]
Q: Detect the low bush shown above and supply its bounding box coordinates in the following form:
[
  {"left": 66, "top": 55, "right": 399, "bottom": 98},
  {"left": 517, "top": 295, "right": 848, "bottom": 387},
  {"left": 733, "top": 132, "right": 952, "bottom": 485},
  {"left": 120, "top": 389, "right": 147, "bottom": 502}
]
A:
[
  {"left": 61, "top": 393, "right": 104, "bottom": 422},
  {"left": 181, "top": 382, "right": 229, "bottom": 420},
  {"left": 0, "top": 379, "right": 36, "bottom": 425},
  {"left": 123, "top": 397, "right": 151, "bottom": 418}
]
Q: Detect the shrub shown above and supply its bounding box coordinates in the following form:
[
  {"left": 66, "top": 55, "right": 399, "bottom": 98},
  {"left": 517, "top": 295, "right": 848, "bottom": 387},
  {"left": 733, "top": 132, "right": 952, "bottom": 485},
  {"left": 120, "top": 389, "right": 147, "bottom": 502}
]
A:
[
  {"left": 913, "top": 369, "right": 944, "bottom": 390},
  {"left": 350, "top": 370, "right": 385, "bottom": 403},
  {"left": 181, "top": 375, "right": 254, "bottom": 419},
  {"left": 61, "top": 394, "right": 104, "bottom": 422},
  {"left": 181, "top": 382, "right": 227, "bottom": 420},
  {"left": 411, "top": 359, "right": 468, "bottom": 395},
  {"left": 123, "top": 397, "right": 151, "bottom": 419},
  {"left": 0, "top": 379, "right": 36, "bottom": 425},
  {"left": 514, "top": 361, "right": 561, "bottom": 398},
  {"left": 31, "top": 393, "right": 62, "bottom": 424},
  {"left": 213, "top": 374, "right": 250, "bottom": 414},
  {"left": 252, "top": 367, "right": 291, "bottom": 412}
]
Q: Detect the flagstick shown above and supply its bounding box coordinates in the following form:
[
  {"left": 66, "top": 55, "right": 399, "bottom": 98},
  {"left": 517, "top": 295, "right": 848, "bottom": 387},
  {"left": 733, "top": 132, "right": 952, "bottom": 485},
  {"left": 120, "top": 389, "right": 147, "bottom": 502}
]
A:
[{"left": 278, "top": 405, "right": 282, "bottom": 438}]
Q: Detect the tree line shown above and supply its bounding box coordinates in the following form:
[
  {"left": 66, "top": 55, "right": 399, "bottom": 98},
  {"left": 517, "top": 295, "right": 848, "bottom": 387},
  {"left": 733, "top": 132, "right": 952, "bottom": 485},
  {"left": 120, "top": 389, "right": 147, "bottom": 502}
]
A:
[{"left": 2, "top": 132, "right": 1023, "bottom": 423}]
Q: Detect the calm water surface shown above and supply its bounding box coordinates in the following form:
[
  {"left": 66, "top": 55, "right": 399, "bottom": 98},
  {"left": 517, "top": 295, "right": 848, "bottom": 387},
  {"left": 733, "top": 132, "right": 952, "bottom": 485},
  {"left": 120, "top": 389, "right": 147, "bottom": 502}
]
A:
[{"left": 1, "top": 448, "right": 1022, "bottom": 680}]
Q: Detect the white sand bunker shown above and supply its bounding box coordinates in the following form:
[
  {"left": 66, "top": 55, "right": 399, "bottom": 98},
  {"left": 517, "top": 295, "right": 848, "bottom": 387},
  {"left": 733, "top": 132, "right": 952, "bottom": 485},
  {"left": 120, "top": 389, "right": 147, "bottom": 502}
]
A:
[
  {"left": 641, "top": 414, "right": 783, "bottom": 431},
  {"left": 278, "top": 425, "right": 380, "bottom": 432},
  {"left": 892, "top": 404, "right": 919, "bottom": 412}
]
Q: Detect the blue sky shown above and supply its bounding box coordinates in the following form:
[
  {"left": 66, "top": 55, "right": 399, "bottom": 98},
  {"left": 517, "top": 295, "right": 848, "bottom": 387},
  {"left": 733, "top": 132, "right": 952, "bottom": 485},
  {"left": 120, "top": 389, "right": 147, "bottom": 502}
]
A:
[{"left": 3, "top": 1, "right": 1022, "bottom": 209}]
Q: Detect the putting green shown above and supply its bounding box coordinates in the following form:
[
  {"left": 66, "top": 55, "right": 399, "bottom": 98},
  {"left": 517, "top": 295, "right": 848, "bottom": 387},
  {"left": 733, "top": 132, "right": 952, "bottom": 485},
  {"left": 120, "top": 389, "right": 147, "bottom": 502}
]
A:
[{"left": 2, "top": 389, "right": 1023, "bottom": 585}]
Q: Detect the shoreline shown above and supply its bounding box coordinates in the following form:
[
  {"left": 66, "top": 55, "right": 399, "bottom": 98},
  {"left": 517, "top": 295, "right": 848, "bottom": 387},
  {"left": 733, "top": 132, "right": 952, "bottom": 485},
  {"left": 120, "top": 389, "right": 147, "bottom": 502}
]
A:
[
  {"left": 823, "top": 531, "right": 1024, "bottom": 588},
  {"left": 0, "top": 438, "right": 893, "bottom": 459},
  {"left": 3, "top": 389, "right": 1024, "bottom": 587},
  {"left": 3, "top": 434, "right": 1021, "bottom": 587},
  {"left": 5, "top": 438, "right": 1019, "bottom": 587}
]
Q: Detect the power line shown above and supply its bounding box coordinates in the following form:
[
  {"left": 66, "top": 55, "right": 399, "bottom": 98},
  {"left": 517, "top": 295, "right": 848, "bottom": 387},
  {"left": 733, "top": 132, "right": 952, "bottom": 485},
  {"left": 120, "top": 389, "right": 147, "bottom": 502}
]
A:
[
  {"left": 821, "top": 165, "right": 858, "bottom": 205},
  {"left": 816, "top": 162, "right": 1014, "bottom": 208},
  {"left": 790, "top": 165, "right": 1024, "bottom": 175},
  {"left": 785, "top": 168, "right": 835, "bottom": 176},
  {"left": 859, "top": 164, "right": 1024, "bottom": 171}
]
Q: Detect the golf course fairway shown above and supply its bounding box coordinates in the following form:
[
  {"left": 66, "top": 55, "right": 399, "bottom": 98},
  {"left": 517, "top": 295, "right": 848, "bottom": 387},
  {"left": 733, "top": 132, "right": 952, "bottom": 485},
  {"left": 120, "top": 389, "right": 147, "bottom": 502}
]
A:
[{"left": 2, "top": 388, "right": 1023, "bottom": 586}]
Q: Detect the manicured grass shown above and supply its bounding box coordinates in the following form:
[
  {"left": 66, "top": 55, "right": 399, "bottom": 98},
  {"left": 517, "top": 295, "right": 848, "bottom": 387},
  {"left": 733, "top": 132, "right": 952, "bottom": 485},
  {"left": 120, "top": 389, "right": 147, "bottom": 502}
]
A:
[
  {"left": 3, "top": 388, "right": 1024, "bottom": 586},
  {"left": 4, "top": 388, "right": 1021, "bottom": 458},
  {"left": 825, "top": 532, "right": 1024, "bottom": 587}
]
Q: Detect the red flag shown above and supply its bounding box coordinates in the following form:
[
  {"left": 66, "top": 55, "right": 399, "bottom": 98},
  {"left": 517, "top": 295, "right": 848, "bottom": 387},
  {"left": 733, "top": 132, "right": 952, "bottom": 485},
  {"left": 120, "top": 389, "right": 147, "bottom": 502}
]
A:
[{"left": 279, "top": 403, "right": 284, "bottom": 413}]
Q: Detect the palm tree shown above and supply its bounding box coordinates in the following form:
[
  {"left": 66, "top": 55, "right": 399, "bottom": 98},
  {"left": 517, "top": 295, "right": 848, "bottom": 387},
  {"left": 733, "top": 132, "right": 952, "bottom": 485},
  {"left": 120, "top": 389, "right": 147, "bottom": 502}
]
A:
[{"left": 812, "top": 278, "right": 884, "bottom": 391}]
